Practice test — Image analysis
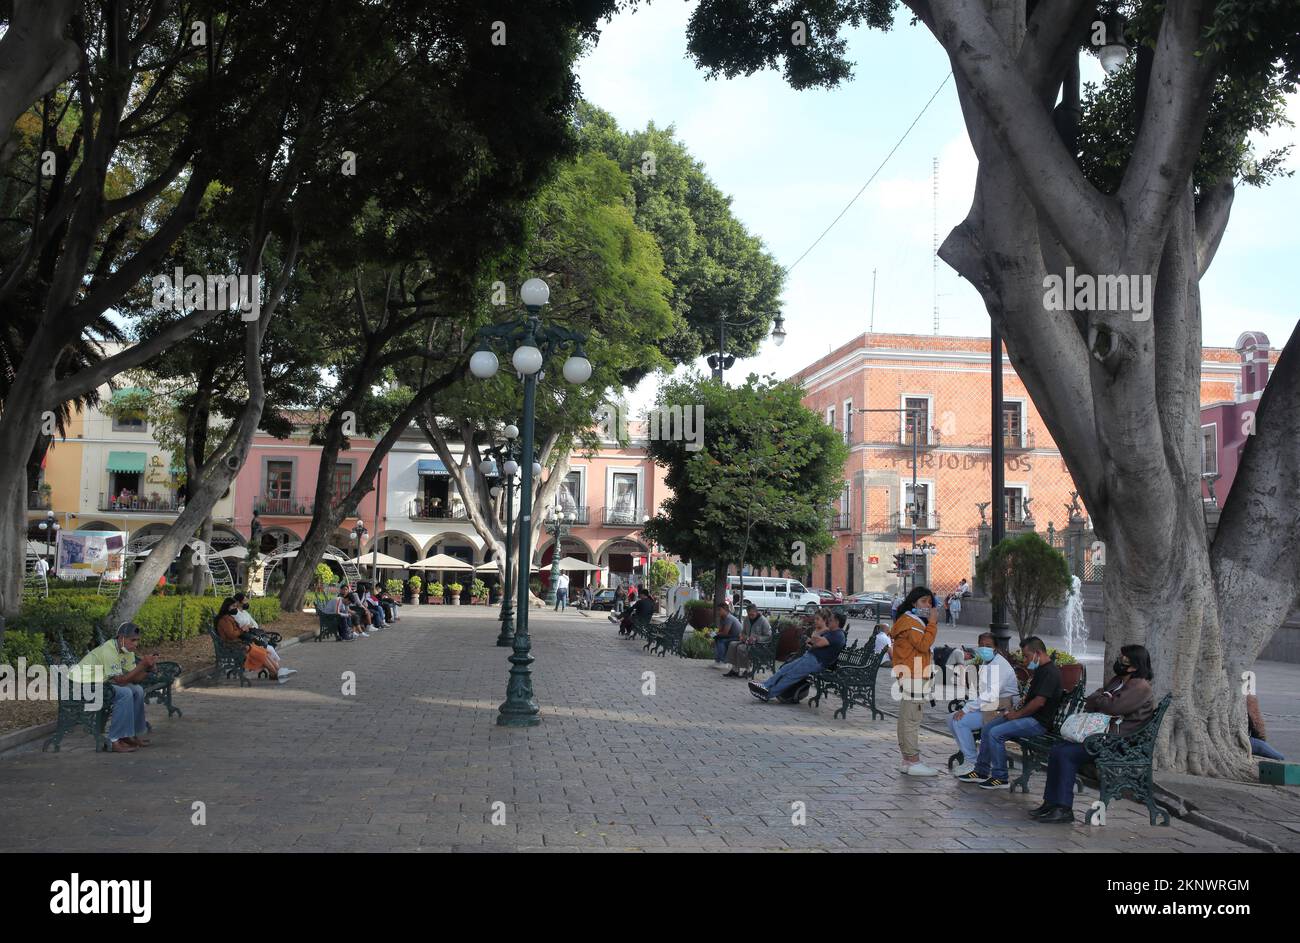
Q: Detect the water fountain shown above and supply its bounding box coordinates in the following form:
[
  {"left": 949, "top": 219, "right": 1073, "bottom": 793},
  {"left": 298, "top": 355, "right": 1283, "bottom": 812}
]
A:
[{"left": 1060, "top": 574, "right": 1088, "bottom": 656}]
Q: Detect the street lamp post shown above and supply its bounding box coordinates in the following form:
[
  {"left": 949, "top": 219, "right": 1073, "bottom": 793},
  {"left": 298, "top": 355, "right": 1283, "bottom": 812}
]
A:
[
  {"left": 470, "top": 278, "right": 591, "bottom": 727},
  {"left": 482, "top": 424, "right": 538, "bottom": 647},
  {"left": 857, "top": 406, "right": 924, "bottom": 592},
  {"left": 351, "top": 522, "right": 367, "bottom": 583},
  {"left": 544, "top": 507, "right": 574, "bottom": 606},
  {"left": 989, "top": 328, "right": 1012, "bottom": 652},
  {"left": 38, "top": 510, "right": 60, "bottom": 561},
  {"left": 707, "top": 313, "right": 786, "bottom": 381}
]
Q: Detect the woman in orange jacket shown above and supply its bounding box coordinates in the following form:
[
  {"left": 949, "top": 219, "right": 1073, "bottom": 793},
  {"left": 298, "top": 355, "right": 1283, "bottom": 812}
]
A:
[
  {"left": 216, "top": 597, "right": 294, "bottom": 683},
  {"left": 889, "top": 586, "right": 940, "bottom": 776}
]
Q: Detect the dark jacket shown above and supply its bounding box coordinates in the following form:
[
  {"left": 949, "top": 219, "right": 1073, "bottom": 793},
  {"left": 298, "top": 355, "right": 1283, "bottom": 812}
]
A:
[{"left": 1084, "top": 676, "right": 1154, "bottom": 737}]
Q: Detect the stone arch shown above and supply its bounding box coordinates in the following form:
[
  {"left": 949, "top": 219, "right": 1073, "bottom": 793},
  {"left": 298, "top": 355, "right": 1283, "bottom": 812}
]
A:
[
  {"left": 372, "top": 530, "right": 422, "bottom": 565},
  {"left": 76, "top": 520, "right": 119, "bottom": 532},
  {"left": 423, "top": 531, "right": 485, "bottom": 564}
]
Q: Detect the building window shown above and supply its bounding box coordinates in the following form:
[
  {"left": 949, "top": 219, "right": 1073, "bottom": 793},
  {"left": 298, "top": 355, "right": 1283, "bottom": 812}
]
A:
[
  {"left": 1002, "top": 402, "right": 1024, "bottom": 447},
  {"left": 824, "top": 554, "right": 833, "bottom": 590},
  {"left": 904, "top": 481, "right": 931, "bottom": 527},
  {"left": 609, "top": 472, "right": 638, "bottom": 522},
  {"left": 826, "top": 405, "right": 836, "bottom": 430},
  {"left": 332, "top": 463, "right": 353, "bottom": 502},
  {"left": 266, "top": 461, "right": 293, "bottom": 501},
  {"left": 1201, "top": 425, "right": 1218, "bottom": 476},
  {"left": 111, "top": 414, "right": 146, "bottom": 433},
  {"left": 1004, "top": 485, "right": 1027, "bottom": 523},
  {"left": 843, "top": 400, "right": 853, "bottom": 443},
  {"left": 845, "top": 552, "right": 855, "bottom": 595},
  {"left": 903, "top": 396, "right": 930, "bottom": 444}
]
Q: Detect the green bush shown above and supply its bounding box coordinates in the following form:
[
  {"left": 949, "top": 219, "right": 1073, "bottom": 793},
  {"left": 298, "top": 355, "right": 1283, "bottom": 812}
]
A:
[
  {"left": 8, "top": 592, "right": 284, "bottom": 656},
  {"left": 1, "top": 628, "right": 54, "bottom": 666},
  {"left": 384, "top": 578, "right": 402, "bottom": 596},
  {"left": 429, "top": 581, "right": 443, "bottom": 596},
  {"left": 315, "top": 563, "right": 336, "bottom": 589},
  {"left": 680, "top": 628, "right": 715, "bottom": 660},
  {"left": 470, "top": 578, "right": 487, "bottom": 599},
  {"left": 648, "top": 558, "right": 679, "bottom": 593},
  {"left": 447, "top": 582, "right": 463, "bottom": 594},
  {"left": 684, "top": 599, "right": 713, "bottom": 613},
  {"left": 408, "top": 576, "right": 423, "bottom": 594}
]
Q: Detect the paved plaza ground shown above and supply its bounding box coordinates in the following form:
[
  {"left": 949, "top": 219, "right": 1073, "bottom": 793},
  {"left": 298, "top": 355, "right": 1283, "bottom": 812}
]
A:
[{"left": 0, "top": 608, "right": 1266, "bottom": 852}]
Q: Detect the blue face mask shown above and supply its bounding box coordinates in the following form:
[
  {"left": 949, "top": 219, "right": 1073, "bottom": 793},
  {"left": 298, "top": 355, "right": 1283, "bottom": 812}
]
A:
[
  {"left": 976, "top": 647, "right": 995, "bottom": 663},
  {"left": 1026, "top": 656, "right": 1039, "bottom": 671}
]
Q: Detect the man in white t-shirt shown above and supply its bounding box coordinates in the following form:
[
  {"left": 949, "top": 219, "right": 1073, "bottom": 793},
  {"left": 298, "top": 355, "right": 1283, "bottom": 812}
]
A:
[
  {"left": 554, "top": 571, "right": 570, "bottom": 612},
  {"left": 948, "top": 633, "right": 1019, "bottom": 777},
  {"left": 34, "top": 556, "right": 50, "bottom": 578}
]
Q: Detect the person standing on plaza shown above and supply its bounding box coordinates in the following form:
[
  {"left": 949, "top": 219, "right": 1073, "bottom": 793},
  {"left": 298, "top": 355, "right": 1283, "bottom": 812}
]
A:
[
  {"left": 73, "top": 622, "right": 157, "bottom": 753},
  {"left": 555, "top": 571, "right": 570, "bottom": 611},
  {"left": 948, "top": 591, "right": 962, "bottom": 626},
  {"left": 890, "top": 586, "right": 940, "bottom": 776}
]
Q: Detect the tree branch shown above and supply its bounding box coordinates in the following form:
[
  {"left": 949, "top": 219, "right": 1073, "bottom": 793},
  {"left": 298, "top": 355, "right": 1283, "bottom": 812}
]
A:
[{"left": 1195, "top": 178, "right": 1235, "bottom": 276}]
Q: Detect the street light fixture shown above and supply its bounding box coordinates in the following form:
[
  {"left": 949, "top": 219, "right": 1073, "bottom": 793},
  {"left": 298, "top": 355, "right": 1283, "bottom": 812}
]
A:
[
  {"left": 472, "top": 278, "right": 590, "bottom": 727},
  {"left": 708, "top": 312, "right": 788, "bottom": 381},
  {"left": 482, "top": 423, "right": 539, "bottom": 648},
  {"left": 544, "top": 506, "right": 575, "bottom": 606},
  {"left": 351, "top": 521, "right": 367, "bottom": 577},
  {"left": 38, "top": 510, "right": 60, "bottom": 560},
  {"left": 1097, "top": 14, "right": 1129, "bottom": 75}
]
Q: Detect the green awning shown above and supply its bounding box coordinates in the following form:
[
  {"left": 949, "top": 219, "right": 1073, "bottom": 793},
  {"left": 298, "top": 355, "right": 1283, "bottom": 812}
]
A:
[
  {"left": 106, "top": 451, "right": 146, "bottom": 473},
  {"left": 109, "top": 387, "right": 147, "bottom": 403}
]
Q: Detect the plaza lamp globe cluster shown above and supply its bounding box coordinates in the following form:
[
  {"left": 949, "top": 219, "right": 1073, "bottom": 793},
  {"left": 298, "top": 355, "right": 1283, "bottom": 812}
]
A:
[
  {"left": 470, "top": 276, "right": 592, "bottom": 727},
  {"left": 1097, "top": 14, "right": 1129, "bottom": 75}
]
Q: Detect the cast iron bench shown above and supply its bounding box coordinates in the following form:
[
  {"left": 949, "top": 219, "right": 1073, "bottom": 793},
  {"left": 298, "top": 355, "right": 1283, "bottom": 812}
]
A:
[
  {"left": 737, "top": 629, "right": 781, "bottom": 679},
  {"left": 1082, "top": 692, "right": 1174, "bottom": 826},
  {"left": 808, "top": 641, "right": 888, "bottom": 720},
  {"left": 208, "top": 623, "right": 251, "bottom": 687},
  {"left": 43, "top": 638, "right": 182, "bottom": 752},
  {"left": 1004, "top": 682, "right": 1090, "bottom": 790},
  {"left": 314, "top": 604, "right": 346, "bottom": 641},
  {"left": 648, "top": 615, "right": 688, "bottom": 657}
]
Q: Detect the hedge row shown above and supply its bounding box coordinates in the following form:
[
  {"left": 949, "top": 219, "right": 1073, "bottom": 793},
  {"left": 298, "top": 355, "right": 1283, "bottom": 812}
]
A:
[{"left": 3, "top": 594, "right": 283, "bottom": 664}]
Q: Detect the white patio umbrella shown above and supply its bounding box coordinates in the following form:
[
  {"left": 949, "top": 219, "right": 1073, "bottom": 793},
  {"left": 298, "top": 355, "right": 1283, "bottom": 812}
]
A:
[
  {"left": 215, "top": 545, "right": 250, "bottom": 559},
  {"left": 474, "top": 559, "right": 541, "bottom": 574},
  {"left": 408, "top": 553, "right": 475, "bottom": 572},
  {"left": 556, "top": 556, "right": 602, "bottom": 571},
  {"left": 346, "top": 551, "right": 410, "bottom": 568}
]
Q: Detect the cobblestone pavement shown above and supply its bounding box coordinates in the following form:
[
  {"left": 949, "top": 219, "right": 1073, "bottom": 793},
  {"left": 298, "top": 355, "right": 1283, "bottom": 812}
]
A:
[{"left": 0, "top": 609, "right": 1250, "bottom": 852}]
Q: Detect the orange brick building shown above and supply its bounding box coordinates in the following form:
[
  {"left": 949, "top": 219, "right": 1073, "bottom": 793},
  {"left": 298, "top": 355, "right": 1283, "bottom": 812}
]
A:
[{"left": 790, "top": 332, "right": 1256, "bottom": 600}]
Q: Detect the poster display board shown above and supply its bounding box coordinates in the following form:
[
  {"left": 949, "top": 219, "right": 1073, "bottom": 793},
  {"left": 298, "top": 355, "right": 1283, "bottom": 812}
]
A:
[{"left": 55, "top": 531, "right": 128, "bottom": 581}]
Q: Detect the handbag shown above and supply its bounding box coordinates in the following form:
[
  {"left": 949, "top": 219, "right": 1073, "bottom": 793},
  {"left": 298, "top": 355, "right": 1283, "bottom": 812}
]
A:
[{"left": 1060, "top": 711, "right": 1111, "bottom": 743}]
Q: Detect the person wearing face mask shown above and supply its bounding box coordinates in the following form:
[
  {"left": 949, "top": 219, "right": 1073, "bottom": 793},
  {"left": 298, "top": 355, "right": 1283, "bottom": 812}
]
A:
[
  {"left": 888, "top": 586, "right": 941, "bottom": 776},
  {"left": 957, "top": 636, "right": 1063, "bottom": 789},
  {"left": 1032, "top": 644, "right": 1155, "bottom": 824},
  {"left": 948, "top": 633, "right": 1020, "bottom": 777}
]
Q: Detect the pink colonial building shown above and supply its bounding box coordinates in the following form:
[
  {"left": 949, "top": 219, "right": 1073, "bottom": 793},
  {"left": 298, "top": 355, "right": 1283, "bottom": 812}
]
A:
[
  {"left": 231, "top": 413, "right": 388, "bottom": 555},
  {"left": 1200, "top": 331, "right": 1280, "bottom": 507}
]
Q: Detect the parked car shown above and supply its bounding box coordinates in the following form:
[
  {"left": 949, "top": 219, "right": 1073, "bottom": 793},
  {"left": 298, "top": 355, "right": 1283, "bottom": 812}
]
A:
[
  {"left": 725, "top": 576, "right": 821, "bottom": 615},
  {"left": 588, "top": 588, "right": 618, "bottom": 611},
  {"left": 844, "top": 591, "right": 894, "bottom": 619},
  {"left": 815, "top": 589, "right": 838, "bottom": 606}
]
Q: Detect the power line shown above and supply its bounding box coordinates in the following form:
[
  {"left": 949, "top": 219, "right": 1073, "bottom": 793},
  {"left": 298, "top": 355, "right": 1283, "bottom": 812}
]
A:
[{"left": 784, "top": 72, "right": 952, "bottom": 276}]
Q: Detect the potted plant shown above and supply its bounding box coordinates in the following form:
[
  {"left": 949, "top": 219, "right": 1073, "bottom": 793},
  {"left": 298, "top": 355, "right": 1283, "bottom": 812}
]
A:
[
  {"left": 470, "top": 578, "right": 487, "bottom": 605},
  {"left": 1009, "top": 647, "right": 1084, "bottom": 691},
  {"left": 684, "top": 599, "right": 714, "bottom": 630},
  {"left": 448, "top": 582, "right": 463, "bottom": 605},
  {"left": 427, "top": 580, "right": 442, "bottom": 604},
  {"left": 408, "top": 575, "right": 423, "bottom": 604}
]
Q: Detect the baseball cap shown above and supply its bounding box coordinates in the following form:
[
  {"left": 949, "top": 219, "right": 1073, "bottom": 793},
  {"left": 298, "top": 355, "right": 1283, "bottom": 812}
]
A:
[{"left": 115, "top": 621, "right": 142, "bottom": 638}]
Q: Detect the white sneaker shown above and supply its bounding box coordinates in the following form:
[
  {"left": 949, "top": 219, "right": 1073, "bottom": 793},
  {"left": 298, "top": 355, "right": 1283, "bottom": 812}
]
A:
[
  {"left": 277, "top": 674, "right": 292, "bottom": 684},
  {"left": 952, "top": 763, "right": 975, "bottom": 778},
  {"left": 904, "top": 763, "right": 939, "bottom": 777},
  {"left": 278, "top": 668, "right": 297, "bottom": 677}
]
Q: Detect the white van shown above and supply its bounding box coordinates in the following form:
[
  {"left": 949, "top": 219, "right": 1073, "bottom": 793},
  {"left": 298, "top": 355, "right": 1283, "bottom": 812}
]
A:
[{"left": 725, "top": 576, "right": 821, "bottom": 614}]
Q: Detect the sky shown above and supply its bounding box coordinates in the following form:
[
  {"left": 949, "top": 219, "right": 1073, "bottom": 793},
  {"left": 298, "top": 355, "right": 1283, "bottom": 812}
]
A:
[{"left": 575, "top": 1, "right": 1300, "bottom": 413}]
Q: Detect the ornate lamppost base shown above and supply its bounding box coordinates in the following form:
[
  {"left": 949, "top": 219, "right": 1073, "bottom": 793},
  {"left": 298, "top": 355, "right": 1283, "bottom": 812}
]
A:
[
  {"left": 496, "top": 639, "right": 539, "bottom": 726},
  {"left": 495, "top": 607, "right": 516, "bottom": 647}
]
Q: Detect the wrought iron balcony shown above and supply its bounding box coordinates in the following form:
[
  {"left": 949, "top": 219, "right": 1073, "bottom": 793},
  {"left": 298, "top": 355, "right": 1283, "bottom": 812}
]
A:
[
  {"left": 254, "top": 495, "right": 318, "bottom": 516},
  {"left": 889, "top": 510, "right": 940, "bottom": 533},
  {"left": 99, "top": 493, "right": 183, "bottom": 512},
  {"left": 600, "top": 505, "right": 646, "bottom": 527},
  {"left": 408, "top": 499, "right": 468, "bottom": 521},
  {"left": 829, "top": 513, "right": 851, "bottom": 531}
]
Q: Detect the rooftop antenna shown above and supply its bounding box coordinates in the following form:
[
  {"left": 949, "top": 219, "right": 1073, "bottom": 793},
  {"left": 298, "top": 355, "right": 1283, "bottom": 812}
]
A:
[
  {"left": 870, "top": 267, "right": 877, "bottom": 333},
  {"left": 932, "top": 156, "right": 940, "bottom": 335}
]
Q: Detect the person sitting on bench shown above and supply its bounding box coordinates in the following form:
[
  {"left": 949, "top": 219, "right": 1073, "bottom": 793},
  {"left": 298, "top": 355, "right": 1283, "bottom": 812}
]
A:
[
  {"left": 73, "top": 621, "right": 157, "bottom": 753},
  {"left": 748, "top": 609, "right": 845, "bottom": 703}
]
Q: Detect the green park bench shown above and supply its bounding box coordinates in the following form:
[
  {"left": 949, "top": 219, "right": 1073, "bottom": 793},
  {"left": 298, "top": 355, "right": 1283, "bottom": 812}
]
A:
[
  {"left": 1004, "top": 682, "right": 1090, "bottom": 792},
  {"left": 43, "top": 637, "right": 182, "bottom": 752},
  {"left": 314, "top": 602, "right": 346, "bottom": 641},
  {"left": 1081, "top": 693, "right": 1175, "bottom": 826},
  {"left": 208, "top": 621, "right": 251, "bottom": 687},
  {"left": 647, "top": 614, "right": 688, "bottom": 657},
  {"left": 808, "top": 641, "right": 888, "bottom": 720}
]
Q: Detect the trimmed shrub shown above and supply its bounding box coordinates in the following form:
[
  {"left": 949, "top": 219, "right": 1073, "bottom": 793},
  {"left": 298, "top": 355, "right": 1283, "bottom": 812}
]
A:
[
  {"left": 1, "top": 628, "right": 53, "bottom": 667},
  {"left": 680, "top": 629, "right": 714, "bottom": 659}
]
